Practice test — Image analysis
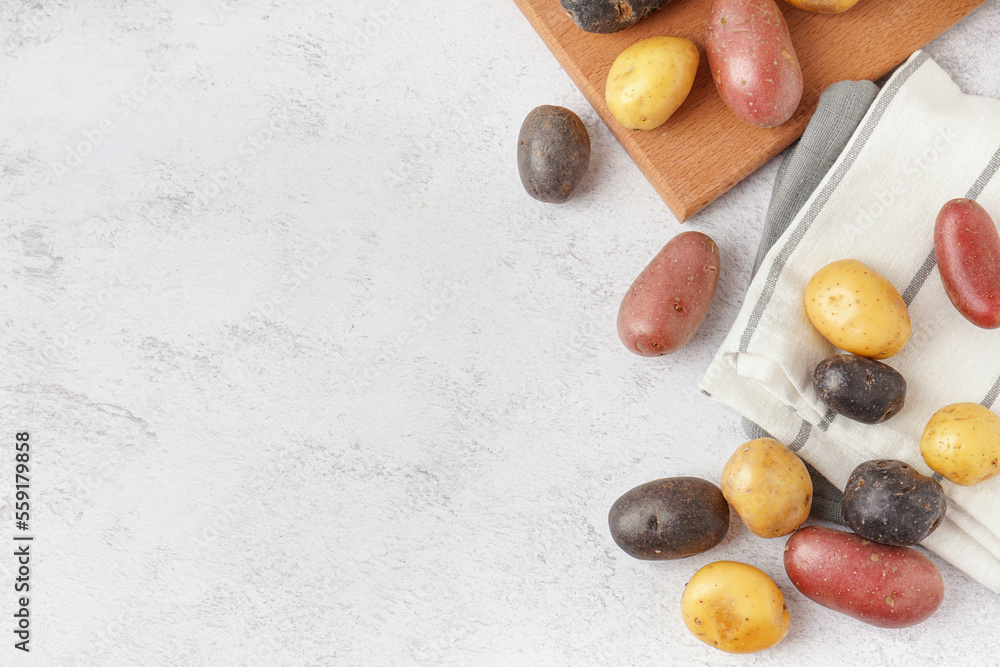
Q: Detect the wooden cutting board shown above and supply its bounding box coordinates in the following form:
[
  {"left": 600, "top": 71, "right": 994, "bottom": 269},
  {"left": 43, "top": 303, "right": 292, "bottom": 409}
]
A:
[{"left": 513, "top": 0, "right": 987, "bottom": 221}]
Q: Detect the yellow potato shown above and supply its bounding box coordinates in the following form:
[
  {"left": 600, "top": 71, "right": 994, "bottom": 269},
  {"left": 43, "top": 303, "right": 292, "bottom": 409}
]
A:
[
  {"left": 721, "top": 438, "right": 812, "bottom": 538},
  {"left": 784, "top": 0, "right": 861, "bottom": 12},
  {"left": 605, "top": 36, "right": 699, "bottom": 131},
  {"left": 804, "top": 259, "right": 911, "bottom": 359},
  {"left": 920, "top": 402, "right": 1000, "bottom": 485},
  {"left": 681, "top": 561, "right": 790, "bottom": 654}
]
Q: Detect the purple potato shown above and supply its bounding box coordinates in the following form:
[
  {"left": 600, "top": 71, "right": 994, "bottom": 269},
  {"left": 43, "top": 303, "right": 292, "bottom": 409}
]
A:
[
  {"left": 842, "top": 460, "right": 946, "bottom": 546},
  {"left": 813, "top": 354, "right": 906, "bottom": 424},
  {"left": 609, "top": 477, "right": 729, "bottom": 559},
  {"left": 517, "top": 105, "right": 590, "bottom": 204},
  {"left": 560, "top": 0, "right": 671, "bottom": 33}
]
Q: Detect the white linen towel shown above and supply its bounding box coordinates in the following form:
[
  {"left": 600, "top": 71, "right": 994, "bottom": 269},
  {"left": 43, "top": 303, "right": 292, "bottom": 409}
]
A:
[{"left": 700, "top": 51, "right": 1000, "bottom": 594}]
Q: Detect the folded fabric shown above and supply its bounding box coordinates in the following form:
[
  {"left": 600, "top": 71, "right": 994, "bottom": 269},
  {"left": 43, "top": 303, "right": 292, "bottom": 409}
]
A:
[
  {"left": 747, "top": 80, "right": 881, "bottom": 526},
  {"left": 752, "top": 80, "right": 880, "bottom": 279},
  {"left": 700, "top": 51, "right": 1000, "bottom": 594}
]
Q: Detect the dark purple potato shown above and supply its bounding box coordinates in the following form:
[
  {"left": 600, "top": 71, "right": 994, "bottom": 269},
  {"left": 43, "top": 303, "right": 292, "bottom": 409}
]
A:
[
  {"left": 559, "top": 0, "right": 671, "bottom": 33},
  {"left": 813, "top": 354, "right": 906, "bottom": 424},
  {"left": 841, "top": 460, "right": 946, "bottom": 546},
  {"left": 517, "top": 105, "right": 590, "bottom": 204},
  {"left": 608, "top": 477, "right": 729, "bottom": 560}
]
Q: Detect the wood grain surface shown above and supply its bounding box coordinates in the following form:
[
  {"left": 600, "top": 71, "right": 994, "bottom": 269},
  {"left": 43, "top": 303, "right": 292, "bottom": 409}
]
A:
[{"left": 513, "top": 0, "right": 987, "bottom": 221}]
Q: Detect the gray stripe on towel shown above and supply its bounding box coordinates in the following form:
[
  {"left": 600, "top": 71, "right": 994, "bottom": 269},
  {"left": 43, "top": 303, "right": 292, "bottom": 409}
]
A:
[
  {"left": 969, "top": 147, "right": 1000, "bottom": 409},
  {"left": 739, "top": 52, "right": 930, "bottom": 354},
  {"left": 902, "top": 251, "right": 938, "bottom": 306},
  {"left": 966, "top": 147, "right": 1000, "bottom": 199},
  {"left": 788, "top": 420, "right": 812, "bottom": 452},
  {"left": 981, "top": 376, "right": 1000, "bottom": 409},
  {"left": 903, "top": 145, "right": 1000, "bottom": 306},
  {"left": 817, "top": 409, "right": 837, "bottom": 432}
]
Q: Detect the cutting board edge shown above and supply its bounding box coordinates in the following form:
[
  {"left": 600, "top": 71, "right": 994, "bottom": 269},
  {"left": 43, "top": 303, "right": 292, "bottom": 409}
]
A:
[{"left": 512, "top": 0, "right": 990, "bottom": 223}]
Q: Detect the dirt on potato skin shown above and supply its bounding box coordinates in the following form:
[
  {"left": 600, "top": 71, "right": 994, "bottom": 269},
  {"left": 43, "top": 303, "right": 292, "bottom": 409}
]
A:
[
  {"left": 813, "top": 354, "right": 907, "bottom": 424},
  {"left": 841, "top": 460, "right": 946, "bottom": 546},
  {"left": 617, "top": 231, "right": 721, "bottom": 356},
  {"left": 517, "top": 105, "right": 590, "bottom": 204},
  {"left": 559, "top": 0, "right": 671, "bottom": 34}
]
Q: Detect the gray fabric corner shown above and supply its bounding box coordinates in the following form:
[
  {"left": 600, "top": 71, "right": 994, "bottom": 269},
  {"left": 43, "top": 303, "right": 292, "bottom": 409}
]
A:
[{"left": 750, "top": 81, "right": 881, "bottom": 279}]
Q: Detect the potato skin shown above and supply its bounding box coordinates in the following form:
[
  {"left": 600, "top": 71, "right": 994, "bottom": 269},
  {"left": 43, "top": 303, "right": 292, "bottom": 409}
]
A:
[
  {"left": 813, "top": 354, "right": 906, "bottom": 424},
  {"left": 560, "top": 0, "right": 671, "bottom": 34},
  {"left": 608, "top": 477, "right": 730, "bottom": 560},
  {"left": 706, "top": 0, "right": 803, "bottom": 127},
  {"left": 934, "top": 198, "right": 1000, "bottom": 328},
  {"left": 804, "top": 259, "right": 911, "bottom": 359},
  {"left": 841, "top": 460, "right": 946, "bottom": 546},
  {"left": 605, "top": 36, "right": 699, "bottom": 131},
  {"left": 617, "top": 231, "right": 720, "bottom": 356},
  {"left": 517, "top": 106, "right": 591, "bottom": 204},
  {"left": 784, "top": 526, "right": 944, "bottom": 628},
  {"left": 920, "top": 402, "right": 1000, "bottom": 486},
  {"left": 681, "top": 561, "right": 790, "bottom": 653},
  {"left": 783, "top": 0, "right": 861, "bottom": 12},
  {"left": 721, "top": 438, "right": 812, "bottom": 538}
]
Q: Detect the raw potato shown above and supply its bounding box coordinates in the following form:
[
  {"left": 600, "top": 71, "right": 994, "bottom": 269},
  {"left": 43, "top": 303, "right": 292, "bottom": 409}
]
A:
[
  {"left": 560, "top": 0, "right": 671, "bottom": 33},
  {"left": 841, "top": 460, "right": 946, "bottom": 546},
  {"left": 784, "top": 526, "right": 945, "bottom": 628},
  {"left": 721, "top": 438, "right": 811, "bottom": 538},
  {"left": 934, "top": 198, "right": 1000, "bottom": 328},
  {"left": 516, "top": 105, "right": 591, "bottom": 204},
  {"left": 804, "top": 259, "right": 911, "bottom": 359},
  {"left": 783, "top": 0, "right": 861, "bottom": 12},
  {"left": 681, "top": 561, "right": 789, "bottom": 653},
  {"left": 605, "top": 36, "right": 699, "bottom": 131},
  {"left": 812, "top": 354, "right": 906, "bottom": 424},
  {"left": 920, "top": 402, "right": 1000, "bottom": 486},
  {"left": 617, "top": 231, "right": 721, "bottom": 356},
  {"left": 608, "top": 477, "right": 730, "bottom": 560},
  {"left": 705, "top": 0, "right": 803, "bottom": 127}
]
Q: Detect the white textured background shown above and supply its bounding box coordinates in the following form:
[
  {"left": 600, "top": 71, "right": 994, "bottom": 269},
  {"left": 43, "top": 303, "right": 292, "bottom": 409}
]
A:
[{"left": 2, "top": 1, "right": 1000, "bottom": 665}]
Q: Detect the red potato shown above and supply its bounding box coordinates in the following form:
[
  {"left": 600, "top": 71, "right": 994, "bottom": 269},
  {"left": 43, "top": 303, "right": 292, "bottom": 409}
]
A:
[
  {"left": 706, "top": 0, "right": 803, "bottom": 128},
  {"left": 617, "top": 231, "right": 721, "bottom": 356},
  {"left": 934, "top": 198, "right": 1000, "bottom": 328},
  {"left": 784, "top": 526, "right": 944, "bottom": 629}
]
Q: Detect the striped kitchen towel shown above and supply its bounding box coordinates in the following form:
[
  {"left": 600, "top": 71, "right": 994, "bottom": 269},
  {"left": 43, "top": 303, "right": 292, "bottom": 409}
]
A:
[{"left": 700, "top": 50, "right": 1000, "bottom": 594}]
